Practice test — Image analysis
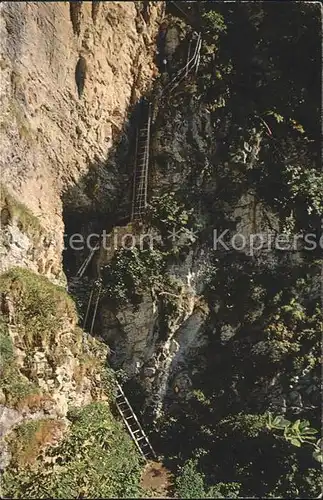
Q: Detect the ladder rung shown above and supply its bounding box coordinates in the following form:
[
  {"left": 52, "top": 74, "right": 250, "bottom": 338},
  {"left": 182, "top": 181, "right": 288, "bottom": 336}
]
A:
[
  {"left": 137, "top": 436, "right": 146, "bottom": 442},
  {"left": 126, "top": 416, "right": 134, "bottom": 420}
]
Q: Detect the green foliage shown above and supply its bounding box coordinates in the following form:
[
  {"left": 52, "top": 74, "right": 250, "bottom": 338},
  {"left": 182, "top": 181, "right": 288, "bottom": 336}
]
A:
[
  {"left": 0, "top": 268, "right": 76, "bottom": 349},
  {"left": 283, "top": 164, "right": 323, "bottom": 217},
  {"left": 148, "top": 192, "right": 198, "bottom": 248},
  {"left": 175, "top": 459, "right": 240, "bottom": 499},
  {"left": 202, "top": 11, "right": 227, "bottom": 36},
  {"left": 196, "top": 1, "right": 321, "bottom": 232},
  {"left": 0, "top": 268, "right": 89, "bottom": 409},
  {"left": 0, "top": 320, "right": 14, "bottom": 364},
  {"left": 175, "top": 459, "right": 206, "bottom": 498},
  {"left": 210, "top": 412, "right": 322, "bottom": 498},
  {"left": 266, "top": 414, "right": 322, "bottom": 462},
  {"left": 163, "top": 256, "right": 321, "bottom": 498},
  {"left": 2, "top": 402, "right": 144, "bottom": 499},
  {"left": 158, "top": 2, "right": 322, "bottom": 499},
  {"left": 218, "top": 413, "right": 267, "bottom": 439},
  {"left": 0, "top": 323, "right": 40, "bottom": 408},
  {"left": 101, "top": 247, "right": 164, "bottom": 307}
]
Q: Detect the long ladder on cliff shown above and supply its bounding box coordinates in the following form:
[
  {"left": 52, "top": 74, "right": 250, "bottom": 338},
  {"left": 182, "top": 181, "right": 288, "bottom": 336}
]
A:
[
  {"left": 115, "top": 380, "right": 156, "bottom": 461},
  {"left": 131, "top": 101, "right": 152, "bottom": 221}
]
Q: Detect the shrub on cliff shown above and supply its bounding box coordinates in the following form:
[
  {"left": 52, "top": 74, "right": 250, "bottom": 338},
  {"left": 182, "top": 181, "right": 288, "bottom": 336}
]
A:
[{"left": 2, "top": 402, "right": 145, "bottom": 499}]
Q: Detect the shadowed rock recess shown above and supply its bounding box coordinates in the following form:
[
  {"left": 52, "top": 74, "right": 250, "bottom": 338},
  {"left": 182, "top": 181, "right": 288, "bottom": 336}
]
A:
[{"left": 0, "top": 2, "right": 322, "bottom": 498}]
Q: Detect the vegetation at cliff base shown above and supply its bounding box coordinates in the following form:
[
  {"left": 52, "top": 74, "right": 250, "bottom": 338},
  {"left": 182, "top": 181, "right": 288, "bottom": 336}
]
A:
[
  {"left": 0, "top": 268, "right": 146, "bottom": 498},
  {"left": 2, "top": 402, "right": 145, "bottom": 499}
]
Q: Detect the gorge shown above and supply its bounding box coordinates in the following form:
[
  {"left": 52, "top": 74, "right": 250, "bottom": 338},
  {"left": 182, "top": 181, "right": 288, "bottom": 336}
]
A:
[{"left": 0, "top": 2, "right": 322, "bottom": 498}]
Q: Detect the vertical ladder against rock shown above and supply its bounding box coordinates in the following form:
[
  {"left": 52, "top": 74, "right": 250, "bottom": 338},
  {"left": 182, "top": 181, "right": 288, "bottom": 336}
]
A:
[
  {"left": 131, "top": 99, "right": 152, "bottom": 222},
  {"left": 115, "top": 380, "right": 156, "bottom": 461}
]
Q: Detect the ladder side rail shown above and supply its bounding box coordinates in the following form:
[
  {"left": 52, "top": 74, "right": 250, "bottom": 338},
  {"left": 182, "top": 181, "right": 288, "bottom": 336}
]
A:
[
  {"left": 116, "top": 381, "right": 156, "bottom": 457},
  {"left": 185, "top": 38, "right": 192, "bottom": 78},
  {"left": 172, "top": 33, "right": 201, "bottom": 84},
  {"left": 135, "top": 120, "right": 149, "bottom": 216},
  {"left": 168, "top": 45, "right": 201, "bottom": 94},
  {"left": 195, "top": 51, "right": 201, "bottom": 74},
  {"left": 194, "top": 37, "right": 202, "bottom": 76},
  {"left": 131, "top": 127, "right": 140, "bottom": 221},
  {"left": 143, "top": 104, "right": 152, "bottom": 209},
  {"left": 76, "top": 252, "right": 92, "bottom": 278},
  {"left": 132, "top": 109, "right": 149, "bottom": 221},
  {"left": 83, "top": 286, "right": 94, "bottom": 330},
  {"left": 115, "top": 403, "right": 148, "bottom": 461},
  {"left": 89, "top": 284, "right": 101, "bottom": 335},
  {"left": 116, "top": 392, "right": 155, "bottom": 458},
  {"left": 135, "top": 153, "right": 147, "bottom": 217},
  {"left": 163, "top": 41, "right": 198, "bottom": 94},
  {"left": 76, "top": 243, "right": 100, "bottom": 278}
]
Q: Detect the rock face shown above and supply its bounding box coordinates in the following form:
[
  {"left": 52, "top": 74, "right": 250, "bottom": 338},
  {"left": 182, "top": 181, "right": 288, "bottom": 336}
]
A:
[
  {"left": 94, "top": 18, "right": 283, "bottom": 415},
  {"left": 99, "top": 245, "right": 210, "bottom": 415},
  {"left": 1, "top": 1, "right": 286, "bottom": 420},
  {"left": 0, "top": 1, "right": 164, "bottom": 282},
  {"left": 0, "top": 268, "right": 109, "bottom": 470}
]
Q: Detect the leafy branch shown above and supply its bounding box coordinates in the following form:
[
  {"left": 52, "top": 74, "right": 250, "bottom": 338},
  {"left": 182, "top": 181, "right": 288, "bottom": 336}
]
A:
[{"left": 266, "top": 413, "right": 322, "bottom": 463}]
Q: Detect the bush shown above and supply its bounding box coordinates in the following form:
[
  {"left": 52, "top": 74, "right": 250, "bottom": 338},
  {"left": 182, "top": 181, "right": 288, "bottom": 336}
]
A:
[
  {"left": 0, "top": 267, "right": 76, "bottom": 349},
  {"left": 0, "top": 323, "right": 40, "bottom": 408},
  {"left": 101, "top": 247, "right": 164, "bottom": 307},
  {"left": 175, "top": 459, "right": 240, "bottom": 499},
  {"left": 2, "top": 402, "right": 145, "bottom": 499}
]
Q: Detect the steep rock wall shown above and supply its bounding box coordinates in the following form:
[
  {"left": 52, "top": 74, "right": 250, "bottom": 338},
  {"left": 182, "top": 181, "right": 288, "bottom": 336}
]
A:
[{"left": 0, "top": 1, "right": 164, "bottom": 283}]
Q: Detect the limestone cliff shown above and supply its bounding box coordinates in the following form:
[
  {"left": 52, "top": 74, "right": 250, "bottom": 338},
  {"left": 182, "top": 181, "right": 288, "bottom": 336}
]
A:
[
  {"left": 0, "top": 2, "right": 166, "bottom": 491},
  {"left": 0, "top": 2, "right": 321, "bottom": 497},
  {"left": 0, "top": 0, "right": 164, "bottom": 283}
]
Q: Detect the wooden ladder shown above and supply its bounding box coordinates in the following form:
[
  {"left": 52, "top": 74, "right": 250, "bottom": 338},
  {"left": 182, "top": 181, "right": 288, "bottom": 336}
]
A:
[{"left": 115, "top": 380, "right": 156, "bottom": 461}]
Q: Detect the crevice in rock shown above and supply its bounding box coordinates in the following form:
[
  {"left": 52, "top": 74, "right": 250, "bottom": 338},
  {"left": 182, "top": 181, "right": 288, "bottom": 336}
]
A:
[
  {"left": 91, "top": 1, "right": 100, "bottom": 25},
  {"left": 69, "top": 1, "right": 82, "bottom": 37},
  {"left": 75, "top": 55, "right": 87, "bottom": 99}
]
